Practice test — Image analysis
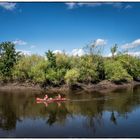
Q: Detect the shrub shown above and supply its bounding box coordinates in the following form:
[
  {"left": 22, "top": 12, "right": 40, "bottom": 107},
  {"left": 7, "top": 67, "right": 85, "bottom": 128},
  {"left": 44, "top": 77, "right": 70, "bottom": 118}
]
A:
[
  {"left": 64, "top": 68, "right": 80, "bottom": 85},
  {"left": 56, "top": 53, "right": 72, "bottom": 70},
  {"left": 104, "top": 59, "right": 132, "bottom": 82},
  {"left": 117, "top": 54, "right": 140, "bottom": 80},
  {"left": 12, "top": 55, "right": 45, "bottom": 81},
  {"left": 77, "top": 56, "right": 98, "bottom": 82},
  {"left": 30, "top": 60, "right": 48, "bottom": 83},
  {"left": 46, "top": 68, "right": 65, "bottom": 85}
]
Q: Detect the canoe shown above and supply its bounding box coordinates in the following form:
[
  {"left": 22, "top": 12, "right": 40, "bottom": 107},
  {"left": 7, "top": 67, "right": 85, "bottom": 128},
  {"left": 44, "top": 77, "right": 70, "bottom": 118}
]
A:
[
  {"left": 52, "top": 98, "right": 67, "bottom": 101},
  {"left": 36, "top": 97, "right": 67, "bottom": 102},
  {"left": 36, "top": 98, "right": 46, "bottom": 102}
]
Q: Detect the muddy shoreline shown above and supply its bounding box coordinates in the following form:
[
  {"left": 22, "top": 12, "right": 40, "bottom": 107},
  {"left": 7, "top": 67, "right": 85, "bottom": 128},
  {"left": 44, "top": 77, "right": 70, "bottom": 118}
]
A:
[{"left": 0, "top": 80, "right": 140, "bottom": 94}]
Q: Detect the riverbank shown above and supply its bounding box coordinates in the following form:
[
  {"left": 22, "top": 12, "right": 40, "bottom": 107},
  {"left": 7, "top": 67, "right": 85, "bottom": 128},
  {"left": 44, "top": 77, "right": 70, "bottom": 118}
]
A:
[{"left": 0, "top": 80, "right": 140, "bottom": 94}]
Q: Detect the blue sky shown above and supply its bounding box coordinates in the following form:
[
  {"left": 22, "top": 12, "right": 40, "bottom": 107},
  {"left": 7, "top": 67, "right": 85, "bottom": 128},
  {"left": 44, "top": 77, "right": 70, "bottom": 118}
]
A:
[{"left": 0, "top": 2, "right": 140, "bottom": 56}]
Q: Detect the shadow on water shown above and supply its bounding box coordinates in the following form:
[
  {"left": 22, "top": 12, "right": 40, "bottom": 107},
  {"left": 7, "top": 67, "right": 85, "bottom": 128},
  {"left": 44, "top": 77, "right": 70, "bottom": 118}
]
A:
[{"left": 0, "top": 85, "right": 140, "bottom": 137}]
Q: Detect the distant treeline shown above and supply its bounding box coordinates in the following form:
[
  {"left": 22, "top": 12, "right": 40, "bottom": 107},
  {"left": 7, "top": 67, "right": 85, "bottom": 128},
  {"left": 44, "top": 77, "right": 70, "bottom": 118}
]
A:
[{"left": 0, "top": 41, "right": 140, "bottom": 87}]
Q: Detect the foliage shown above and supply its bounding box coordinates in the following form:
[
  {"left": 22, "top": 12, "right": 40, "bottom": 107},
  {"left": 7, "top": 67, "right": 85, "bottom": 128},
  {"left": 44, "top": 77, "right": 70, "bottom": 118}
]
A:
[
  {"left": 116, "top": 54, "right": 140, "bottom": 79},
  {"left": 93, "top": 55, "right": 105, "bottom": 80},
  {"left": 83, "top": 41, "right": 104, "bottom": 56},
  {"left": 111, "top": 44, "right": 118, "bottom": 58},
  {"left": 30, "top": 59, "right": 48, "bottom": 83},
  {"left": 46, "top": 68, "right": 65, "bottom": 85},
  {"left": 104, "top": 59, "right": 132, "bottom": 82},
  {"left": 12, "top": 55, "right": 45, "bottom": 81},
  {"left": 77, "top": 55, "right": 98, "bottom": 82},
  {"left": 64, "top": 68, "right": 80, "bottom": 85},
  {"left": 0, "top": 42, "right": 20, "bottom": 79},
  {"left": 45, "top": 50, "right": 56, "bottom": 69},
  {"left": 55, "top": 53, "right": 72, "bottom": 70},
  {"left": 0, "top": 41, "right": 140, "bottom": 86}
]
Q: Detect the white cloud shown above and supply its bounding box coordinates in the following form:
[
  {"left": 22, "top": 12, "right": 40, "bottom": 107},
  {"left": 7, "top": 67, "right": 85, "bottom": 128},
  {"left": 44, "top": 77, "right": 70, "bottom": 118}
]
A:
[
  {"left": 0, "top": 2, "right": 16, "bottom": 10},
  {"left": 71, "top": 48, "right": 85, "bottom": 56},
  {"left": 53, "top": 50, "right": 63, "bottom": 54},
  {"left": 16, "top": 49, "right": 31, "bottom": 55},
  {"left": 106, "top": 51, "right": 140, "bottom": 57},
  {"left": 13, "top": 39, "right": 27, "bottom": 46},
  {"left": 52, "top": 49, "right": 84, "bottom": 56},
  {"left": 65, "top": 3, "right": 76, "bottom": 9},
  {"left": 121, "top": 39, "right": 140, "bottom": 49},
  {"left": 107, "top": 52, "right": 117, "bottom": 57},
  {"left": 94, "top": 39, "right": 107, "bottom": 47},
  {"left": 125, "top": 51, "right": 140, "bottom": 57},
  {"left": 65, "top": 2, "right": 132, "bottom": 9},
  {"left": 77, "top": 3, "right": 102, "bottom": 7}
]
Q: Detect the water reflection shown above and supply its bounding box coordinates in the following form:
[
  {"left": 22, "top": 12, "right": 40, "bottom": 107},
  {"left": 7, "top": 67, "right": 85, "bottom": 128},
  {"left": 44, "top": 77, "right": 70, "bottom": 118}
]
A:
[
  {"left": 0, "top": 86, "right": 140, "bottom": 137},
  {"left": 110, "top": 111, "right": 117, "bottom": 125}
]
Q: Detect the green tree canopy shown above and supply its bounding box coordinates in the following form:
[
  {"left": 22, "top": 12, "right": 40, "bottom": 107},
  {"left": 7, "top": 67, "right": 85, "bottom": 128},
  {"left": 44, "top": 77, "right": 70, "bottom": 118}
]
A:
[{"left": 0, "top": 42, "right": 20, "bottom": 79}]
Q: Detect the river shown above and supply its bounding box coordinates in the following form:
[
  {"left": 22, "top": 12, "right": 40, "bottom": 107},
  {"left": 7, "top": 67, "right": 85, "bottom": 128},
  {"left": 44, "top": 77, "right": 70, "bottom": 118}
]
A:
[{"left": 0, "top": 85, "right": 140, "bottom": 137}]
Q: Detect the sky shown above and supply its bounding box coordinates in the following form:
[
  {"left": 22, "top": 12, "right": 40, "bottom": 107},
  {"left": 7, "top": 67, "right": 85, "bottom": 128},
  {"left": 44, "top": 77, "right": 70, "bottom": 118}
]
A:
[{"left": 0, "top": 2, "right": 140, "bottom": 56}]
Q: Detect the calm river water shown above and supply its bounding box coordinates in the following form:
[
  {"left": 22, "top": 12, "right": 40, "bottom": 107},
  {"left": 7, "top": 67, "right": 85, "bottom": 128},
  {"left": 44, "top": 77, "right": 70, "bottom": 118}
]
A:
[{"left": 0, "top": 85, "right": 140, "bottom": 137}]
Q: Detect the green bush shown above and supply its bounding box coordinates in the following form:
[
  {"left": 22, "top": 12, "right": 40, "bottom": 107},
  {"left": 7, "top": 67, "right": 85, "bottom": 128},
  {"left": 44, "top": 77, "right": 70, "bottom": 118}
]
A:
[
  {"left": 77, "top": 56, "right": 98, "bottom": 82},
  {"left": 117, "top": 54, "right": 140, "bottom": 79},
  {"left": 56, "top": 53, "right": 72, "bottom": 70},
  {"left": 104, "top": 59, "right": 132, "bottom": 82},
  {"left": 12, "top": 55, "right": 45, "bottom": 81},
  {"left": 30, "top": 60, "right": 48, "bottom": 83},
  {"left": 64, "top": 68, "right": 80, "bottom": 85},
  {"left": 46, "top": 68, "right": 65, "bottom": 85}
]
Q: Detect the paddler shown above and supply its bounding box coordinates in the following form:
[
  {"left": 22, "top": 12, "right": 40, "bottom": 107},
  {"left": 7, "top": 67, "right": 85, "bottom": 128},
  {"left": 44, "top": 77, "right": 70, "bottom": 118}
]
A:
[
  {"left": 43, "top": 95, "right": 48, "bottom": 100},
  {"left": 57, "top": 94, "right": 61, "bottom": 99}
]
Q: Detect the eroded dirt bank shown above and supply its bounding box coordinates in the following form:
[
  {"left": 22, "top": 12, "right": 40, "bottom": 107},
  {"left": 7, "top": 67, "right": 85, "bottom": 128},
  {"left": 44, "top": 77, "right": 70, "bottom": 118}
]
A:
[{"left": 0, "top": 80, "right": 140, "bottom": 94}]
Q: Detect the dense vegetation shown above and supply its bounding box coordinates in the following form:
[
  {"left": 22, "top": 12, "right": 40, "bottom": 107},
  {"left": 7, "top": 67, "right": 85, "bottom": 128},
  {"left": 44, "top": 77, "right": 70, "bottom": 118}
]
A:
[{"left": 0, "top": 41, "right": 140, "bottom": 87}]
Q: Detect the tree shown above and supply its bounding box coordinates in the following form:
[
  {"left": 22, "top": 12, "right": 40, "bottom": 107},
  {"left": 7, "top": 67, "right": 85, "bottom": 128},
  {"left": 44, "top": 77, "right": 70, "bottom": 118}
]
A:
[
  {"left": 111, "top": 44, "right": 118, "bottom": 58},
  {"left": 45, "top": 50, "right": 56, "bottom": 69},
  {"left": 0, "top": 42, "right": 20, "bottom": 79}
]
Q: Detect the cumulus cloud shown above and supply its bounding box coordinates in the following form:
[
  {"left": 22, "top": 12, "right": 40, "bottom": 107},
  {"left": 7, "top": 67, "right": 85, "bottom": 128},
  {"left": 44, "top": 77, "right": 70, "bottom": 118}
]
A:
[
  {"left": 107, "top": 52, "right": 117, "bottom": 57},
  {"left": 65, "top": 2, "right": 132, "bottom": 9},
  {"left": 13, "top": 39, "right": 27, "bottom": 46},
  {"left": 71, "top": 48, "right": 85, "bottom": 56},
  {"left": 121, "top": 39, "right": 140, "bottom": 49},
  {"left": 16, "top": 49, "right": 31, "bottom": 55},
  {"left": 94, "top": 39, "right": 107, "bottom": 47},
  {"left": 52, "top": 49, "right": 84, "bottom": 56},
  {"left": 106, "top": 51, "right": 140, "bottom": 57},
  {"left": 0, "top": 2, "right": 16, "bottom": 10},
  {"left": 125, "top": 51, "right": 140, "bottom": 57},
  {"left": 53, "top": 50, "right": 63, "bottom": 54}
]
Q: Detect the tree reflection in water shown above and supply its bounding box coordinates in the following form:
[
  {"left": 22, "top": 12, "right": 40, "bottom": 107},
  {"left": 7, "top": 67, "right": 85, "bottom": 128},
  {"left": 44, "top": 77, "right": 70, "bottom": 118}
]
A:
[
  {"left": 0, "top": 85, "right": 139, "bottom": 136},
  {"left": 0, "top": 94, "right": 17, "bottom": 130},
  {"left": 110, "top": 111, "right": 117, "bottom": 125}
]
